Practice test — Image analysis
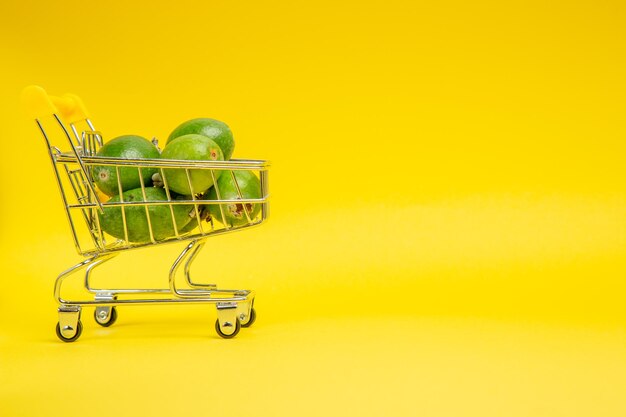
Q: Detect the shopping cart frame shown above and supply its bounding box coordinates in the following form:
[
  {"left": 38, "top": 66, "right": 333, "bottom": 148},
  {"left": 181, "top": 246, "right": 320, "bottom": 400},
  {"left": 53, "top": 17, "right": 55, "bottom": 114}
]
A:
[{"left": 23, "top": 86, "right": 269, "bottom": 341}]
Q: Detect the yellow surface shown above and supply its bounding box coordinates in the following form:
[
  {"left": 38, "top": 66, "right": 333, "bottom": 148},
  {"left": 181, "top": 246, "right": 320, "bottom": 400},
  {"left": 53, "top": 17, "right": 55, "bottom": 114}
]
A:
[{"left": 0, "top": 1, "right": 625, "bottom": 416}]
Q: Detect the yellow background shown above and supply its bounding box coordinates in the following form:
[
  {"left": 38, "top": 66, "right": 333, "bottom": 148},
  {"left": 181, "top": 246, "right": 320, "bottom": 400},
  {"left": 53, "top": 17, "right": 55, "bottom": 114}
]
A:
[{"left": 1, "top": 1, "right": 625, "bottom": 416}]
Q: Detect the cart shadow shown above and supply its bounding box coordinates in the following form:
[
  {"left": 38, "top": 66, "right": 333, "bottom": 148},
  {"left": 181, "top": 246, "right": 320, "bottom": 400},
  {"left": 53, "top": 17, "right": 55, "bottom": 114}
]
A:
[{"left": 92, "top": 316, "right": 252, "bottom": 341}]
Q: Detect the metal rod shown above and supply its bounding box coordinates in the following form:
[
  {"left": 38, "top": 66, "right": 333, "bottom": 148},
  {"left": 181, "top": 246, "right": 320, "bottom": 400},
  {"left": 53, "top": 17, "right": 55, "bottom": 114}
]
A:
[
  {"left": 58, "top": 295, "right": 252, "bottom": 307},
  {"left": 138, "top": 167, "right": 156, "bottom": 243},
  {"left": 115, "top": 166, "right": 130, "bottom": 244},
  {"left": 53, "top": 114, "right": 103, "bottom": 212},
  {"left": 230, "top": 170, "right": 253, "bottom": 224},
  {"left": 66, "top": 197, "right": 266, "bottom": 209},
  {"left": 169, "top": 240, "right": 197, "bottom": 297},
  {"left": 210, "top": 170, "right": 229, "bottom": 227},
  {"left": 63, "top": 165, "right": 97, "bottom": 249},
  {"left": 37, "top": 119, "right": 83, "bottom": 254},
  {"left": 184, "top": 169, "right": 204, "bottom": 234},
  {"left": 83, "top": 253, "right": 117, "bottom": 293},
  {"left": 184, "top": 240, "right": 217, "bottom": 288},
  {"left": 55, "top": 154, "right": 270, "bottom": 169},
  {"left": 260, "top": 170, "right": 269, "bottom": 220},
  {"left": 159, "top": 167, "right": 181, "bottom": 238}
]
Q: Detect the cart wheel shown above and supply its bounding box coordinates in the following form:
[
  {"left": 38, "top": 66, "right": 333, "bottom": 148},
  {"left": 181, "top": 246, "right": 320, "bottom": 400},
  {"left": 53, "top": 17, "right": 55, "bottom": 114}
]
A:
[
  {"left": 215, "top": 317, "right": 241, "bottom": 339},
  {"left": 241, "top": 307, "right": 256, "bottom": 328},
  {"left": 94, "top": 307, "right": 117, "bottom": 327},
  {"left": 56, "top": 320, "right": 83, "bottom": 343}
]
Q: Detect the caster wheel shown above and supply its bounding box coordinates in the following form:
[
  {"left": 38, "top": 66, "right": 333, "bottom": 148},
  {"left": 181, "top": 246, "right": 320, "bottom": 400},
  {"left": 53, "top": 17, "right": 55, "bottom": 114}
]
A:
[
  {"left": 215, "top": 317, "right": 241, "bottom": 339},
  {"left": 94, "top": 307, "right": 117, "bottom": 327},
  {"left": 241, "top": 308, "right": 256, "bottom": 328},
  {"left": 56, "top": 320, "right": 83, "bottom": 343}
]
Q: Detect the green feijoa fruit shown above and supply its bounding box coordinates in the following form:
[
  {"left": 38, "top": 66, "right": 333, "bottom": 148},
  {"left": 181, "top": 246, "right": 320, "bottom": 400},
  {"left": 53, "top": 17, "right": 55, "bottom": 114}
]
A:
[
  {"left": 98, "top": 187, "right": 193, "bottom": 243},
  {"left": 172, "top": 194, "right": 209, "bottom": 235},
  {"left": 167, "top": 118, "right": 235, "bottom": 160},
  {"left": 160, "top": 134, "right": 223, "bottom": 195},
  {"left": 204, "top": 170, "right": 262, "bottom": 227},
  {"left": 92, "top": 135, "right": 160, "bottom": 196},
  {"left": 177, "top": 217, "right": 201, "bottom": 234}
]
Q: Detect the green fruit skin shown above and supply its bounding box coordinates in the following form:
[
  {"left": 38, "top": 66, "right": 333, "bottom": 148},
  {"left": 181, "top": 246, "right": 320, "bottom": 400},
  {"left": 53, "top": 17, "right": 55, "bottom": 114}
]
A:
[
  {"left": 92, "top": 135, "right": 160, "bottom": 196},
  {"left": 160, "top": 134, "right": 224, "bottom": 195},
  {"left": 204, "top": 171, "right": 262, "bottom": 227},
  {"left": 178, "top": 217, "right": 201, "bottom": 234},
  {"left": 98, "top": 187, "right": 193, "bottom": 243},
  {"left": 173, "top": 194, "right": 205, "bottom": 234},
  {"left": 167, "top": 118, "right": 235, "bottom": 160}
]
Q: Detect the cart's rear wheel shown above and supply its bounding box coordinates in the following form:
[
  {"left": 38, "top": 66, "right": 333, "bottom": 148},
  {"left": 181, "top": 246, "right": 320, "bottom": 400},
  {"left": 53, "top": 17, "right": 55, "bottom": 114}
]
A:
[
  {"left": 56, "top": 320, "right": 83, "bottom": 343},
  {"left": 241, "top": 307, "right": 256, "bottom": 328},
  {"left": 94, "top": 306, "right": 117, "bottom": 327},
  {"left": 215, "top": 317, "right": 241, "bottom": 339}
]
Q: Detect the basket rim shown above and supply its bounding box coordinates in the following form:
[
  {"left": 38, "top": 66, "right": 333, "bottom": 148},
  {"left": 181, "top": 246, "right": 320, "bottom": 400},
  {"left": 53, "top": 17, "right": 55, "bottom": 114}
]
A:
[{"left": 55, "top": 152, "right": 271, "bottom": 169}]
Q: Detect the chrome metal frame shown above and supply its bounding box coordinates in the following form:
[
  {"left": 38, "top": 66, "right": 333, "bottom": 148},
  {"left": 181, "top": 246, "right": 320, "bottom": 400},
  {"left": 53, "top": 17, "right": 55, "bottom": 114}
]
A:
[{"left": 34, "top": 110, "right": 269, "bottom": 341}]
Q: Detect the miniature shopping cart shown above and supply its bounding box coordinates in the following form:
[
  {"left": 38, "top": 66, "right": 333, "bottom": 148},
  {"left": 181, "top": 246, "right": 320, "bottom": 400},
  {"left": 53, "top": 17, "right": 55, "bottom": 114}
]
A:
[{"left": 21, "top": 86, "right": 269, "bottom": 342}]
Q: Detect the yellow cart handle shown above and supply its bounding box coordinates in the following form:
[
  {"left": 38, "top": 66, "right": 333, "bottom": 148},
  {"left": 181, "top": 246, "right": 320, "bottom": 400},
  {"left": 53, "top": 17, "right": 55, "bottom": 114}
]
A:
[{"left": 21, "top": 85, "right": 90, "bottom": 123}]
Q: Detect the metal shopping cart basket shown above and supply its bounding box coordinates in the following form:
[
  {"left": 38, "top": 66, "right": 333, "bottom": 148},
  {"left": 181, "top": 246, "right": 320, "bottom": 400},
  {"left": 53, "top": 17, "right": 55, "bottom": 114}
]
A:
[{"left": 21, "top": 86, "right": 270, "bottom": 342}]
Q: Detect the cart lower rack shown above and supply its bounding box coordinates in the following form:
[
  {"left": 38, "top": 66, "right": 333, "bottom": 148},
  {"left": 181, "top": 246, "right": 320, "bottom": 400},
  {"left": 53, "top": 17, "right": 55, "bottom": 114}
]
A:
[{"left": 21, "top": 86, "right": 270, "bottom": 341}]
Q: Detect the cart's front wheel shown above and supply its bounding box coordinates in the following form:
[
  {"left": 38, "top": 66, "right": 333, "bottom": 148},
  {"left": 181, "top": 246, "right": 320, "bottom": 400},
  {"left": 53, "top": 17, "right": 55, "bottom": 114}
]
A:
[
  {"left": 215, "top": 317, "right": 241, "bottom": 339},
  {"left": 56, "top": 320, "right": 83, "bottom": 343},
  {"left": 94, "top": 306, "right": 117, "bottom": 327}
]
